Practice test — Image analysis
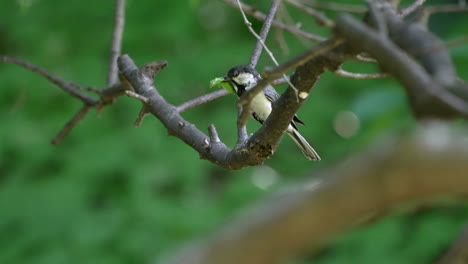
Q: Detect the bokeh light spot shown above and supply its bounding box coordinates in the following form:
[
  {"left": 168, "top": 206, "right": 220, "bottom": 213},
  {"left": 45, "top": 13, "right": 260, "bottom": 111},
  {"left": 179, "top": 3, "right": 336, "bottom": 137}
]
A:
[
  {"left": 334, "top": 110, "right": 360, "bottom": 138},
  {"left": 251, "top": 166, "right": 279, "bottom": 190}
]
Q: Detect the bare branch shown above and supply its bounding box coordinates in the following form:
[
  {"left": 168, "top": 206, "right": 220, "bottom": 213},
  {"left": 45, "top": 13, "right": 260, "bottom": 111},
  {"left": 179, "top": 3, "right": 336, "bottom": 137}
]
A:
[
  {"left": 1, "top": 56, "right": 99, "bottom": 105},
  {"left": 223, "top": 0, "right": 325, "bottom": 41},
  {"left": 399, "top": 0, "right": 427, "bottom": 17},
  {"left": 274, "top": 25, "right": 290, "bottom": 56},
  {"left": 334, "top": 67, "right": 390, "bottom": 79},
  {"left": 305, "top": 0, "right": 366, "bottom": 13},
  {"left": 435, "top": 224, "right": 468, "bottom": 264},
  {"left": 235, "top": 0, "right": 301, "bottom": 112},
  {"left": 284, "top": 0, "right": 334, "bottom": 27},
  {"left": 125, "top": 90, "right": 149, "bottom": 103},
  {"left": 366, "top": 0, "right": 388, "bottom": 36},
  {"left": 107, "top": 0, "right": 126, "bottom": 86},
  {"left": 335, "top": 13, "right": 468, "bottom": 119},
  {"left": 425, "top": 4, "right": 468, "bottom": 14},
  {"left": 233, "top": 0, "right": 299, "bottom": 134},
  {"left": 51, "top": 105, "right": 92, "bottom": 145},
  {"left": 271, "top": 75, "right": 291, "bottom": 86},
  {"left": 117, "top": 54, "right": 244, "bottom": 169},
  {"left": 248, "top": 0, "right": 282, "bottom": 67},
  {"left": 134, "top": 106, "right": 150, "bottom": 127},
  {"left": 163, "top": 124, "right": 468, "bottom": 264},
  {"left": 69, "top": 83, "right": 103, "bottom": 95},
  {"left": 0, "top": 57, "right": 127, "bottom": 145},
  {"left": 176, "top": 89, "right": 229, "bottom": 113},
  {"left": 236, "top": 107, "right": 248, "bottom": 147},
  {"left": 356, "top": 54, "right": 378, "bottom": 63},
  {"left": 235, "top": 0, "right": 281, "bottom": 67},
  {"left": 208, "top": 124, "right": 221, "bottom": 143},
  {"left": 117, "top": 48, "right": 353, "bottom": 169}
]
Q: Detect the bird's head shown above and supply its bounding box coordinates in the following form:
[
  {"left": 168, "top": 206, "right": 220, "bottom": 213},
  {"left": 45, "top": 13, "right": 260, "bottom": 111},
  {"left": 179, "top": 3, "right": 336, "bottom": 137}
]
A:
[{"left": 223, "top": 65, "right": 261, "bottom": 96}]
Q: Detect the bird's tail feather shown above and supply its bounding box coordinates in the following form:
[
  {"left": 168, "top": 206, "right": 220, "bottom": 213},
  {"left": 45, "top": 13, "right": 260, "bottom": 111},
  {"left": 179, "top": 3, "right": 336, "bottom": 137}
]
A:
[{"left": 288, "top": 129, "right": 321, "bottom": 161}]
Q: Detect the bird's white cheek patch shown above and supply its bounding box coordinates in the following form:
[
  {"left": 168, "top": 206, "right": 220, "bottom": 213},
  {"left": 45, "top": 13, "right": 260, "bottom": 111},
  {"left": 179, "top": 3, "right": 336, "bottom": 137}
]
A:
[{"left": 234, "top": 73, "right": 256, "bottom": 87}]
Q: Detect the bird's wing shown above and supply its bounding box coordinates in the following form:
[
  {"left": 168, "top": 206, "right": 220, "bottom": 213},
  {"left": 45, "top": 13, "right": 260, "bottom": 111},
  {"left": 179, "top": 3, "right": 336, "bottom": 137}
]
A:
[
  {"left": 263, "top": 85, "right": 280, "bottom": 102},
  {"left": 264, "top": 85, "right": 306, "bottom": 127}
]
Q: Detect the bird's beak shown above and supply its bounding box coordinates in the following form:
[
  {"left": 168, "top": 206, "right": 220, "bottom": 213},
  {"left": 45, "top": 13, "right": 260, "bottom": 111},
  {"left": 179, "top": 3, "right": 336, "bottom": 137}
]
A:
[{"left": 223, "top": 75, "right": 231, "bottom": 82}]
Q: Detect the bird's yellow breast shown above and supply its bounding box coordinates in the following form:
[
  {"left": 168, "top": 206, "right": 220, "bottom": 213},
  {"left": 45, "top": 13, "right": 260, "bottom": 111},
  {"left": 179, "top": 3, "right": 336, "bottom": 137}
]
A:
[{"left": 250, "top": 92, "right": 272, "bottom": 121}]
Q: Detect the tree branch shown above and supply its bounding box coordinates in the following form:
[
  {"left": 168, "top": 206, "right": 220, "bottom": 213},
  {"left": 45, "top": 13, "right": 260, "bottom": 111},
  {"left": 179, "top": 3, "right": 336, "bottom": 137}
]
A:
[
  {"left": 334, "top": 67, "right": 389, "bottom": 79},
  {"left": 116, "top": 40, "right": 352, "bottom": 169},
  {"left": 399, "top": 0, "right": 427, "bottom": 17},
  {"left": 335, "top": 13, "right": 468, "bottom": 119},
  {"left": 0, "top": 55, "right": 130, "bottom": 143},
  {"left": 435, "top": 224, "right": 468, "bottom": 264},
  {"left": 248, "top": 0, "right": 282, "bottom": 67},
  {"left": 176, "top": 89, "right": 230, "bottom": 113},
  {"left": 425, "top": 4, "right": 468, "bottom": 14},
  {"left": 0, "top": 56, "right": 99, "bottom": 105},
  {"left": 107, "top": 0, "right": 126, "bottom": 86},
  {"left": 51, "top": 105, "right": 92, "bottom": 145},
  {"left": 117, "top": 54, "right": 259, "bottom": 169},
  {"left": 223, "top": 0, "right": 326, "bottom": 41},
  {"left": 162, "top": 123, "right": 468, "bottom": 264},
  {"left": 284, "top": 0, "right": 335, "bottom": 27},
  {"left": 304, "top": 0, "right": 366, "bottom": 13}
]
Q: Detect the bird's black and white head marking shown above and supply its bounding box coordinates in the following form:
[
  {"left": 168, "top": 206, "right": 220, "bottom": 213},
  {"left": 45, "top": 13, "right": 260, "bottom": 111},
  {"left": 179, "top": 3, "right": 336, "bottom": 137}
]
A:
[{"left": 226, "top": 65, "right": 261, "bottom": 96}]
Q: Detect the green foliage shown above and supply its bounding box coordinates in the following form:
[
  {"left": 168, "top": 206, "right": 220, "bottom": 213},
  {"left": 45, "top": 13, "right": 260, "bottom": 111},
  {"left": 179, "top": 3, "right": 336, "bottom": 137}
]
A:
[
  {"left": 210, "top": 77, "right": 236, "bottom": 94},
  {"left": 1, "top": 0, "right": 467, "bottom": 264}
]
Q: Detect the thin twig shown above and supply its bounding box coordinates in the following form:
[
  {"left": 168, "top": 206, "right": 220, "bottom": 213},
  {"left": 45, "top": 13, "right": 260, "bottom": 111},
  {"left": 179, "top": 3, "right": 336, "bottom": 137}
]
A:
[
  {"left": 1, "top": 56, "right": 98, "bottom": 105},
  {"left": 69, "top": 83, "right": 103, "bottom": 94},
  {"left": 125, "top": 90, "right": 149, "bottom": 103},
  {"left": 236, "top": 0, "right": 281, "bottom": 67},
  {"left": 399, "top": 0, "right": 427, "bottom": 17},
  {"left": 176, "top": 89, "right": 230, "bottom": 113},
  {"left": 306, "top": 0, "right": 366, "bottom": 13},
  {"left": 284, "top": 0, "right": 334, "bottom": 27},
  {"left": 274, "top": 24, "right": 290, "bottom": 56},
  {"left": 425, "top": 4, "right": 468, "bottom": 14},
  {"left": 435, "top": 224, "right": 468, "bottom": 264},
  {"left": 208, "top": 124, "right": 221, "bottom": 143},
  {"left": 410, "top": 36, "right": 468, "bottom": 57},
  {"left": 235, "top": 0, "right": 300, "bottom": 121},
  {"left": 367, "top": 0, "right": 388, "bottom": 36},
  {"left": 51, "top": 105, "right": 92, "bottom": 145},
  {"left": 271, "top": 75, "right": 290, "bottom": 86},
  {"left": 223, "top": 0, "right": 325, "bottom": 41},
  {"left": 248, "top": 0, "right": 282, "bottom": 67},
  {"left": 134, "top": 106, "right": 149, "bottom": 127},
  {"left": 236, "top": 107, "right": 249, "bottom": 147},
  {"left": 356, "top": 54, "right": 378, "bottom": 63},
  {"left": 107, "top": 0, "right": 126, "bottom": 86},
  {"left": 334, "top": 68, "right": 390, "bottom": 79}
]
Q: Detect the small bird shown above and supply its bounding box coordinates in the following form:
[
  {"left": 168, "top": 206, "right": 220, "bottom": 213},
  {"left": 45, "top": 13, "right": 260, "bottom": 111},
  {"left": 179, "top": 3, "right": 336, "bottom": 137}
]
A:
[{"left": 224, "top": 65, "right": 320, "bottom": 161}]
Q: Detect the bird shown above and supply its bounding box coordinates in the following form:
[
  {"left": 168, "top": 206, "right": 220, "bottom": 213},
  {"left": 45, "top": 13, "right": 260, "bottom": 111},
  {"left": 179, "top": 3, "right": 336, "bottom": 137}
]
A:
[{"left": 223, "top": 65, "right": 320, "bottom": 161}]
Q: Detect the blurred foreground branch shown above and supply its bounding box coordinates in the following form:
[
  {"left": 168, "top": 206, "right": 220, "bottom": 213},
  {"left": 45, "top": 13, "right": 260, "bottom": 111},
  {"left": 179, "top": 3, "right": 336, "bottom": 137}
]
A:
[
  {"left": 436, "top": 224, "right": 468, "bottom": 264},
  {"left": 162, "top": 123, "right": 468, "bottom": 264},
  {"left": 335, "top": 1, "right": 468, "bottom": 120}
]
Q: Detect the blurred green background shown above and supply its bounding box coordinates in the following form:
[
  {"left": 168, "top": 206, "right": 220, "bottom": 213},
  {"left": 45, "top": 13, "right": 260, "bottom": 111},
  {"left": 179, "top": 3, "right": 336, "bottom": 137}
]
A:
[{"left": 1, "top": 0, "right": 467, "bottom": 263}]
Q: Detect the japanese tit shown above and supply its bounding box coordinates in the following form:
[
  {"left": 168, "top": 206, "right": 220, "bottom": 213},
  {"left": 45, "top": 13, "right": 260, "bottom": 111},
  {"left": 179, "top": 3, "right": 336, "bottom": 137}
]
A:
[{"left": 224, "top": 65, "right": 320, "bottom": 161}]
